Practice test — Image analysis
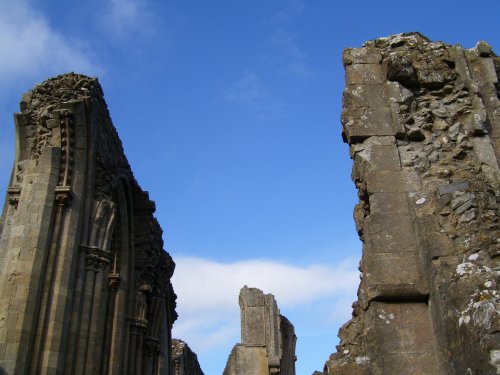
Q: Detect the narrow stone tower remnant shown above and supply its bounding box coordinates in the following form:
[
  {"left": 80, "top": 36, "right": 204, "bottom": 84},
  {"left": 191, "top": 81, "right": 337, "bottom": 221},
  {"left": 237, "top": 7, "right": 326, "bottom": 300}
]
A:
[
  {"left": 224, "top": 286, "right": 297, "bottom": 375},
  {"left": 320, "top": 33, "right": 500, "bottom": 374},
  {"left": 0, "top": 74, "right": 178, "bottom": 375}
]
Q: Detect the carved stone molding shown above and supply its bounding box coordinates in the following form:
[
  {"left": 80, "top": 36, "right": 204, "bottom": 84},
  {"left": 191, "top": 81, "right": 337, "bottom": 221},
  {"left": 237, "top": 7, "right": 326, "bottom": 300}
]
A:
[
  {"left": 80, "top": 245, "right": 111, "bottom": 271},
  {"left": 108, "top": 273, "right": 121, "bottom": 290},
  {"left": 127, "top": 316, "right": 148, "bottom": 331},
  {"left": 55, "top": 186, "right": 74, "bottom": 207},
  {"left": 7, "top": 187, "right": 21, "bottom": 208},
  {"left": 55, "top": 109, "right": 75, "bottom": 187},
  {"left": 0, "top": 74, "right": 179, "bottom": 375}
]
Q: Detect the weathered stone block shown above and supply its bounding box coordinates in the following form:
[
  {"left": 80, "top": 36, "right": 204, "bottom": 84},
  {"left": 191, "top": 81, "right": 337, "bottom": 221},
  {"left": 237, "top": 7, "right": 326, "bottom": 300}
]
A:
[
  {"left": 343, "top": 48, "right": 382, "bottom": 65},
  {"left": 224, "top": 345, "right": 268, "bottom": 375},
  {"left": 366, "top": 302, "right": 437, "bottom": 374},
  {"left": 345, "top": 64, "right": 386, "bottom": 85},
  {"left": 367, "top": 145, "right": 401, "bottom": 171},
  {"left": 365, "top": 171, "right": 421, "bottom": 193},
  {"left": 342, "top": 84, "right": 400, "bottom": 141},
  {"left": 225, "top": 287, "right": 296, "bottom": 375},
  {"left": 364, "top": 213, "right": 417, "bottom": 253},
  {"left": 361, "top": 252, "right": 422, "bottom": 287},
  {"left": 369, "top": 193, "right": 410, "bottom": 214}
]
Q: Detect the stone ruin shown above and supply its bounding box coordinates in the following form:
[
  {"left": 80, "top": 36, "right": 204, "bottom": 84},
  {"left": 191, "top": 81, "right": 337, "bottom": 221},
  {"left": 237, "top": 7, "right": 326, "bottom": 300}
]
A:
[
  {"left": 319, "top": 33, "right": 500, "bottom": 374},
  {"left": 0, "top": 32, "right": 499, "bottom": 375},
  {"left": 0, "top": 74, "right": 180, "bottom": 374},
  {"left": 172, "top": 339, "right": 205, "bottom": 375},
  {"left": 223, "top": 286, "right": 296, "bottom": 375}
]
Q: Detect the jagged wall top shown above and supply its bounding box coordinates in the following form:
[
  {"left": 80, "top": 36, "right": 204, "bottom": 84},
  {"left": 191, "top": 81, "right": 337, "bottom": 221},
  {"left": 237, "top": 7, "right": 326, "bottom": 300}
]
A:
[
  {"left": 322, "top": 33, "right": 500, "bottom": 374},
  {"left": 0, "top": 73, "right": 177, "bottom": 374}
]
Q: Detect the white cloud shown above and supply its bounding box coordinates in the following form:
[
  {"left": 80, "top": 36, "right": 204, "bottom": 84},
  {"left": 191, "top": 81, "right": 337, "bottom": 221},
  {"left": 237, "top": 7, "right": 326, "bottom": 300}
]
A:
[
  {"left": 224, "top": 73, "right": 284, "bottom": 119},
  {"left": 0, "top": 0, "right": 99, "bottom": 89},
  {"left": 271, "top": 29, "right": 311, "bottom": 78},
  {"left": 99, "top": 0, "right": 153, "bottom": 38},
  {"left": 171, "top": 255, "right": 359, "bottom": 352}
]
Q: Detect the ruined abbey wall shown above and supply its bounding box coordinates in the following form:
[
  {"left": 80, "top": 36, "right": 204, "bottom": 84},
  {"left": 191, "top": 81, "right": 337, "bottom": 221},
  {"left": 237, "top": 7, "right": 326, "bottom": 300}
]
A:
[
  {"left": 172, "top": 339, "right": 204, "bottom": 375},
  {"left": 1, "top": 34, "right": 499, "bottom": 375},
  {"left": 321, "top": 33, "right": 499, "bottom": 374},
  {"left": 0, "top": 74, "right": 177, "bottom": 375},
  {"left": 224, "top": 286, "right": 297, "bottom": 375}
]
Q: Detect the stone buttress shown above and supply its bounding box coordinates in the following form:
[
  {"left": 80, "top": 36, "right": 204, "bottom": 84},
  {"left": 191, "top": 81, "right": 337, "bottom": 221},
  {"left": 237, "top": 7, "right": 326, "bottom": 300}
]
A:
[
  {"left": 320, "top": 33, "right": 500, "bottom": 374},
  {"left": 0, "top": 74, "right": 177, "bottom": 375}
]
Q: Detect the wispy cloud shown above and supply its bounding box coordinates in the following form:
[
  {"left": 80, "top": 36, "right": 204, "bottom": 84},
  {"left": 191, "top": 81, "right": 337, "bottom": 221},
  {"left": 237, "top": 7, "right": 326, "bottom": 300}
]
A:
[
  {"left": 224, "top": 72, "right": 283, "bottom": 119},
  {"left": 275, "top": 0, "right": 305, "bottom": 21},
  {"left": 98, "top": 0, "right": 154, "bottom": 39},
  {"left": 0, "top": 0, "right": 100, "bottom": 90},
  {"left": 271, "top": 29, "right": 311, "bottom": 78},
  {"left": 271, "top": 0, "right": 312, "bottom": 78},
  {"left": 171, "top": 255, "right": 358, "bottom": 352}
]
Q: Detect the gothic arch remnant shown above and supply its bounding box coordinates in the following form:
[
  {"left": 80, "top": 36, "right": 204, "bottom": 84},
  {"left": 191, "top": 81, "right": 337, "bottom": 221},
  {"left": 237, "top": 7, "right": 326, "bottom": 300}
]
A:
[{"left": 0, "top": 74, "right": 177, "bottom": 375}]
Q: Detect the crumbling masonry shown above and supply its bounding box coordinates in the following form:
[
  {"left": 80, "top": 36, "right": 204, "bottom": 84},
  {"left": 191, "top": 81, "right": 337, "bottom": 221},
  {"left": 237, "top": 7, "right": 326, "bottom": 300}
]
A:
[
  {"left": 0, "top": 74, "right": 178, "bottom": 375},
  {"left": 320, "top": 33, "right": 500, "bottom": 374},
  {"left": 172, "top": 339, "right": 205, "bottom": 375},
  {"left": 1, "top": 33, "right": 499, "bottom": 375},
  {"left": 224, "top": 286, "right": 297, "bottom": 375}
]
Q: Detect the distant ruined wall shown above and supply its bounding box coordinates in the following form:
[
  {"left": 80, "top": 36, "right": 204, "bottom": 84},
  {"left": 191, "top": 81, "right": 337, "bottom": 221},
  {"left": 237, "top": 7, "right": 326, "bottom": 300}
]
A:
[
  {"left": 171, "top": 339, "right": 204, "bottom": 375},
  {"left": 320, "top": 33, "right": 500, "bottom": 374},
  {"left": 224, "top": 286, "right": 297, "bottom": 375},
  {"left": 0, "top": 74, "right": 178, "bottom": 375}
]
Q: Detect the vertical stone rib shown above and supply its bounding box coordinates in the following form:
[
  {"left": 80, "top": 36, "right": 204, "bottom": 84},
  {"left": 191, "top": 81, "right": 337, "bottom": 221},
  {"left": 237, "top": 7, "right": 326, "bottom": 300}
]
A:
[
  {"left": 31, "top": 191, "right": 72, "bottom": 374},
  {"left": 135, "top": 332, "right": 144, "bottom": 375},
  {"left": 85, "top": 267, "right": 108, "bottom": 374},
  {"left": 128, "top": 327, "right": 138, "bottom": 375},
  {"left": 101, "top": 277, "right": 118, "bottom": 374},
  {"left": 64, "top": 250, "right": 87, "bottom": 374},
  {"left": 74, "top": 268, "right": 97, "bottom": 375}
]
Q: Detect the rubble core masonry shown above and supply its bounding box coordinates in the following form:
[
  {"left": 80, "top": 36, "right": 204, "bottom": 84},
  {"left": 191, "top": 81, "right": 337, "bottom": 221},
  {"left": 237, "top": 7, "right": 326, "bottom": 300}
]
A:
[{"left": 319, "top": 33, "right": 500, "bottom": 375}]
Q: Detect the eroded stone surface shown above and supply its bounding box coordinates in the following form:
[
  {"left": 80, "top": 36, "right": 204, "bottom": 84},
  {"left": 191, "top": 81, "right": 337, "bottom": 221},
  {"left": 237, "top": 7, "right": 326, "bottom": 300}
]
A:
[
  {"left": 321, "top": 33, "right": 500, "bottom": 374},
  {"left": 224, "top": 286, "right": 297, "bottom": 375},
  {"left": 0, "top": 74, "right": 180, "bottom": 375},
  {"left": 172, "top": 339, "right": 205, "bottom": 375}
]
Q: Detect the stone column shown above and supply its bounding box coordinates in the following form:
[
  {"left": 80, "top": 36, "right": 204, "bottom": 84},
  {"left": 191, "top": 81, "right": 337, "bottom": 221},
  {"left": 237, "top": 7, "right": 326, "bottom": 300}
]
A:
[
  {"left": 0, "top": 148, "right": 59, "bottom": 375},
  {"left": 31, "top": 186, "right": 73, "bottom": 375}
]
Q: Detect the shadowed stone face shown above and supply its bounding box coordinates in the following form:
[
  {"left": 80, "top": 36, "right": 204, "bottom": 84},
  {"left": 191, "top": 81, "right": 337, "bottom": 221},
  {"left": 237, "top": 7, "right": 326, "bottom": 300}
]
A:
[
  {"left": 320, "top": 33, "right": 500, "bottom": 374},
  {"left": 172, "top": 339, "right": 205, "bottom": 375}
]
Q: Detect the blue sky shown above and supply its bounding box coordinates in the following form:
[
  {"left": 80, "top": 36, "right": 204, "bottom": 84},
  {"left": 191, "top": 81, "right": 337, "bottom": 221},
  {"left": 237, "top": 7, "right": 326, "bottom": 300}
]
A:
[{"left": 0, "top": 0, "right": 498, "bottom": 373}]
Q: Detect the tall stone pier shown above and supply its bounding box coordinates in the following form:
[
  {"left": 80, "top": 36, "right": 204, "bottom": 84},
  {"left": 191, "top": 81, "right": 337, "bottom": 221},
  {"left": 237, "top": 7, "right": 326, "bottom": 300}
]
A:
[
  {"left": 224, "top": 286, "right": 297, "bottom": 375},
  {"left": 0, "top": 74, "right": 177, "bottom": 375},
  {"left": 320, "top": 33, "right": 500, "bottom": 374}
]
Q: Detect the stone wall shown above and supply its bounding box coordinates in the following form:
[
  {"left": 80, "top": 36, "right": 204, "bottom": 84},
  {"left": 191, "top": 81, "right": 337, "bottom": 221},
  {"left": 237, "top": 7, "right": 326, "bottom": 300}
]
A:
[
  {"left": 171, "top": 339, "right": 204, "bottom": 375},
  {"left": 320, "top": 33, "right": 500, "bottom": 374},
  {"left": 0, "top": 74, "right": 178, "bottom": 375},
  {"left": 224, "top": 286, "right": 297, "bottom": 375}
]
